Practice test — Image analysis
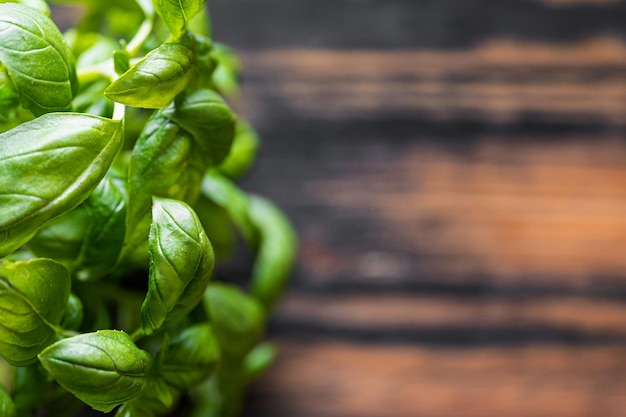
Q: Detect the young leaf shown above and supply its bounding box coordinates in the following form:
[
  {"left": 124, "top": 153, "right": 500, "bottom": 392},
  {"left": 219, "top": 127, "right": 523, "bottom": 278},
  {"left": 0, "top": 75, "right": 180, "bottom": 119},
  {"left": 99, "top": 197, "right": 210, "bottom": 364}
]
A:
[
  {"left": 161, "top": 88, "right": 236, "bottom": 165},
  {"left": 157, "top": 323, "right": 220, "bottom": 389},
  {"left": 104, "top": 43, "right": 194, "bottom": 108},
  {"left": 211, "top": 42, "right": 241, "bottom": 96},
  {"left": 124, "top": 113, "right": 205, "bottom": 254},
  {"left": 203, "top": 283, "right": 264, "bottom": 359},
  {"left": 0, "top": 113, "right": 124, "bottom": 257},
  {"left": 242, "top": 342, "right": 278, "bottom": 383},
  {"left": 0, "top": 259, "right": 70, "bottom": 366},
  {"left": 248, "top": 195, "right": 297, "bottom": 310},
  {"left": 38, "top": 330, "right": 152, "bottom": 413},
  {"left": 0, "top": 3, "right": 77, "bottom": 116},
  {"left": 141, "top": 197, "right": 214, "bottom": 334},
  {"left": 193, "top": 196, "right": 237, "bottom": 261},
  {"left": 28, "top": 206, "right": 91, "bottom": 263},
  {"left": 153, "top": 0, "right": 206, "bottom": 39},
  {"left": 0, "top": 384, "right": 16, "bottom": 417},
  {"left": 60, "top": 293, "right": 84, "bottom": 331},
  {"left": 115, "top": 376, "right": 180, "bottom": 417}
]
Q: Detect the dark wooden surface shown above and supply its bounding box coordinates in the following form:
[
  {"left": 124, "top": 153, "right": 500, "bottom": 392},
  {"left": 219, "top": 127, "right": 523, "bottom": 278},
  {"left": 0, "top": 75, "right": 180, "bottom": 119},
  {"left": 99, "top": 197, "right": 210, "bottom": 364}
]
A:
[
  {"left": 53, "top": 1, "right": 626, "bottom": 416},
  {"left": 206, "top": 0, "right": 626, "bottom": 416}
]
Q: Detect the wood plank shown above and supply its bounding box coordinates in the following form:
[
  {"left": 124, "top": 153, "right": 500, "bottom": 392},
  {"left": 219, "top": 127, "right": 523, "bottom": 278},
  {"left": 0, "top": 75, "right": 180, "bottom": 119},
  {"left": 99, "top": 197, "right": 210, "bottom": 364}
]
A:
[
  {"left": 209, "top": 0, "right": 626, "bottom": 49},
  {"left": 235, "top": 133, "right": 626, "bottom": 293},
  {"left": 237, "top": 40, "right": 626, "bottom": 125},
  {"left": 245, "top": 340, "right": 626, "bottom": 417},
  {"left": 275, "top": 292, "right": 626, "bottom": 338}
]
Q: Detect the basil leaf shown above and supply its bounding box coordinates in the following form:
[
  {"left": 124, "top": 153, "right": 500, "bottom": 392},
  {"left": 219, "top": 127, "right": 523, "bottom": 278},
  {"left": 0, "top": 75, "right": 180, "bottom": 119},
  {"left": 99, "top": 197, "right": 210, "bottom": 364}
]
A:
[
  {"left": 248, "top": 195, "right": 297, "bottom": 310},
  {"left": 0, "top": 3, "right": 77, "bottom": 116},
  {"left": 0, "top": 259, "right": 70, "bottom": 366},
  {"left": 162, "top": 89, "right": 236, "bottom": 165},
  {"left": 60, "top": 293, "right": 84, "bottom": 331},
  {"left": 141, "top": 197, "right": 214, "bottom": 335},
  {"left": 193, "top": 195, "right": 236, "bottom": 261},
  {"left": 115, "top": 376, "right": 180, "bottom": 417},
  {"left": 211, "top": 42, "right": 240, "bottom": 96},
  {"left": 28, "top": 206, "right": 91, "bottom": 263},
  {"left": 157, "top": 323, "right": 220, "bottom": 389},
  {"left": 75, "top": 174, "right": 127, "bottom": 280},
  {"left": 189, "top": 34, "right": 215, "bottom": 89},
  {"left": 124, "top": 113, "right": 206, "bottom": 254},
  {"left": 0, "top": 0, "right": 50, "bottom": 15},
  {"left": 243, "top": 342, "right": 277, "bottom": 383},
  {"left": 0, "top": 384, "right": 16, "bottom": 417},
  {"left": 153, "top": 0, "right": 206, "bottom": 39},
  {"left": 104, "top": 43, "right": 194, "bottom": 109},
  {"left": 38, "top": 330, "right": 152, "bottom": 413},
  {"left": 203, "top": 283, "right": 264, "bottom": 359},
  {"left": 217, "top": 120, "right": 259, "bottom": 179},
  {"left": 0, "top": 113, "right": 124, "bottom": 257}
]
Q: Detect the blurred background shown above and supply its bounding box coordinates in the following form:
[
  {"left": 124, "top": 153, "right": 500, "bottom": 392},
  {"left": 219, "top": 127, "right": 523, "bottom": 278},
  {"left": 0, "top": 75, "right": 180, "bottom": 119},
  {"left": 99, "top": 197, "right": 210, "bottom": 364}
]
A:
[
  {"left": 205, "top": 0, "right": 626, "bottom": 416},
  {"left": 58, "top": 0, "right": 626, "bottom": 416}
]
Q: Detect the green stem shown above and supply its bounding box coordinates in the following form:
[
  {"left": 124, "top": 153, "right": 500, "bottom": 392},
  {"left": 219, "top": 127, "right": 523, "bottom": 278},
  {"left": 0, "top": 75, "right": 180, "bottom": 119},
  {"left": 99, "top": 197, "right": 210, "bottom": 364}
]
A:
[
  {"left": 130, "top": 328, "right": 144, "bottom": 343},
  {"left": 112, "top": 101, "right": 126, "bottom": 121},
  {"left": 126, "top": 16, "right": 154, "bottom": 57},
  {"left": 77, "top": 62, "right": 115, "bottom": 84}
]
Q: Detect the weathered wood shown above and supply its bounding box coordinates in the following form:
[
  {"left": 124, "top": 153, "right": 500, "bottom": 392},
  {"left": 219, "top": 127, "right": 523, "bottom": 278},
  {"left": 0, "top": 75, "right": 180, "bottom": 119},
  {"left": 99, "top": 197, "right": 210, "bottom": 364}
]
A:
[
  {"left": 245, "top": 340, "right": 626, "bottom": 417},
  {"left": 275, "top": 292, "right": 626, "bottom": 339},
  {"left": 209, "top": 0, "right": 626, "bottom": 49},
  {"left": 236, "top": 41, "right": 626, "bottom": 125}
]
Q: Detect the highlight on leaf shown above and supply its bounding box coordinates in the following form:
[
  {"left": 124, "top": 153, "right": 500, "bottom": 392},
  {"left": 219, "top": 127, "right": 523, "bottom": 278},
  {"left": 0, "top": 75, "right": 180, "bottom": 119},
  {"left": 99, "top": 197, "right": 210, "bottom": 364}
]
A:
[{"left": 0, "top": 3, "right": 76, "bottom": 116}]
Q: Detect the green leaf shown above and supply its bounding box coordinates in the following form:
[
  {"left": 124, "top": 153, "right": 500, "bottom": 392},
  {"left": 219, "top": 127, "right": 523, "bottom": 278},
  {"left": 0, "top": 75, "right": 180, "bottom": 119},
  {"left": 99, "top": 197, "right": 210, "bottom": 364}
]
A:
[
  {"left": 75, "top": 174, "right": 128, "bottom": 280},
  {"left": 242, "top": 342, "right": 277, "bottom": 383},
  {"left": 38, "top": 330, "right": 152, "bottom": 413},
  {"left": 157, "top": 323, "right": 220, "bottom": 389},
  {"left": 162, "top": 89, "right": 236, "bottom": 165},
  {"left": 0, "top": 0, "right": 50, "bottom": 15},
  {"left": 104, "top": 43, "right": 194, "bottom": 108},
  {"left": 141, "top": 198, "right": 214, "bottom": 335},
  {"left": 60, "top": 293, "right": 83, "bottom": 331},
  {"left": 0, "top": 113, "right": 124, "bottom": 257},
  {"left": 153, "top": 0, "right": 206, "bottom": 38},
  {"left": 0, "top": 384, "right": 16, "bottom": 417},
  {"left": 217, "top": 120, "right": 259, "bottom": 179},
  {"left": 115, "top": 376, "right": 180, "bottom": 417},
  {"left": 0, "top": 3, "right": 77, "bottom": 116},
  {"left": 248, "top": 195, "right": 297, "bottom": 310},
  {"left": 28, "top": 206, "right": 91, "bottom": 263},
  {"left": 124, "top": 113, "right": 206, "bottom": 254},
  {"left": 193, "top": 196, "right": 236, "bottom": 261},
  {"left": 203, "top": 283, "right": 264, "bottom": 359},
  {"left": 211, "top": 42, "right": 240, "bottom": 96},
  {"left": 13, "top": 364, "right": 47, "bottom": 413},
  {"left": 0, "top": 259, "right": 70, "bottom": 366}
]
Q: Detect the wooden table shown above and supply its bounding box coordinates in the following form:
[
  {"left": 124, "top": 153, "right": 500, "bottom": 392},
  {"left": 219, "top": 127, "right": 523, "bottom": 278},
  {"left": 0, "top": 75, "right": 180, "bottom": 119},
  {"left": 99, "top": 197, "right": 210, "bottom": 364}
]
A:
[{"left": 205, "top": 1, "right": 626, "bottom": 416}]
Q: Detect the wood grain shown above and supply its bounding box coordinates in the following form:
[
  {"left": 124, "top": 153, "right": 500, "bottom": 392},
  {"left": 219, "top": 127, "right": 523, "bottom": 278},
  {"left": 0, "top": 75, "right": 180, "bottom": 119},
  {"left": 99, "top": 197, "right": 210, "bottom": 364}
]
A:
[
  {"left": 237, "top": 40, "right": 626, "bottom": 124},
  {"left": 246, "top": 340, "right": 626, "bottom": 417}
]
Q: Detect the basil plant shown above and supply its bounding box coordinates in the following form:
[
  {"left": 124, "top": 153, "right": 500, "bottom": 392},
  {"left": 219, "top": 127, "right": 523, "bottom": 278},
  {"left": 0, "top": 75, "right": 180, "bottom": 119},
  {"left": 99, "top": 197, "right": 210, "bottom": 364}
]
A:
[{"left": 0, "top": 1, "right": 296, "bottom": 416}]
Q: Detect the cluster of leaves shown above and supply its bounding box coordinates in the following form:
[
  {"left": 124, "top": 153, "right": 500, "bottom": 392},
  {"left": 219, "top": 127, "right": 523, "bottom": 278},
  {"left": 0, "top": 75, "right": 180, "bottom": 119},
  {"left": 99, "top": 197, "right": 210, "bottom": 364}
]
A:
[{"left": 0, "top": 0, "right": 296, "bottom": 416}]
